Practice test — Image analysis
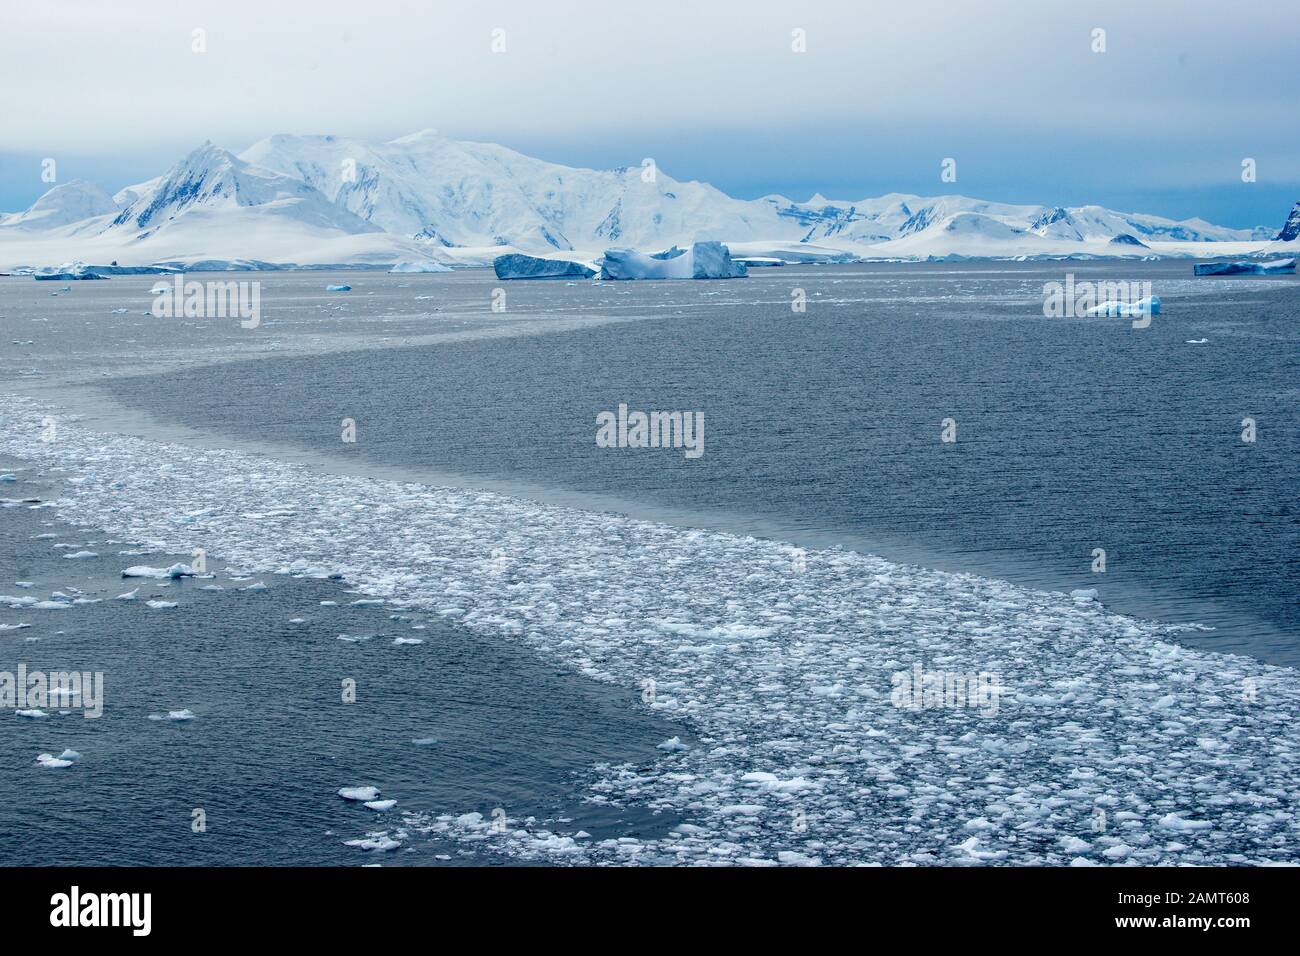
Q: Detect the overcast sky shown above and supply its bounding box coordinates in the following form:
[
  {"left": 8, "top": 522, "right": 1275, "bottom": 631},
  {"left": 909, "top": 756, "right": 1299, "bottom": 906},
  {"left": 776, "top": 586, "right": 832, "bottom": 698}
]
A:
[{"left": 1, "top": 0, "right": 1295, "bottom": 227}]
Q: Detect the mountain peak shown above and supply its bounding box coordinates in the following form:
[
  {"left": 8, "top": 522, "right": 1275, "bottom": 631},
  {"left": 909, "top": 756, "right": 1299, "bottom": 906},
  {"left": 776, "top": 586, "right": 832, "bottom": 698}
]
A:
[
  {"left": 0, "top": 179, "right": 117, "bottom": 230},
  {"left": 1276, "top": 201, "right": 1300, "bottom": 242},
  {"left": 107, "top": 140, "right": 378, "bottom": 238},
  {"left": 387, "top": 128, "right": 442, "bottom": 145}
]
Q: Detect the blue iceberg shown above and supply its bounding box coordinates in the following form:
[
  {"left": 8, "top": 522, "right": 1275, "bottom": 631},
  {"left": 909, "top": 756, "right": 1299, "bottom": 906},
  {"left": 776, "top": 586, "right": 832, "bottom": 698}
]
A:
[
  {"left": 492, "top": 254, "right": 596, "bottom": 280},
  {"left": 1193, "top": 258, "right": 1295, "bottom": 276}
]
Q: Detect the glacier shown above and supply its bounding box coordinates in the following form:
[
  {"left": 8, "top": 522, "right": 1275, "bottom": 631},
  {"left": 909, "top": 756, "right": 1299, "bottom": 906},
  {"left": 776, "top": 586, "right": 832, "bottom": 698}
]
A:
[
  {"left": 389, "top": 260, "right": 453, "bottom": 274},
  {"left": 33, "top": 261, "right": 109, "bottom": 281}
]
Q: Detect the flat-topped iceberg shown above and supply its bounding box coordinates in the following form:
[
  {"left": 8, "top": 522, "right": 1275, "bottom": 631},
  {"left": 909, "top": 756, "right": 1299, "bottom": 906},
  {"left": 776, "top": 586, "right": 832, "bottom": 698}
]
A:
[
  {"left": 1085, "top": 295, "right": 1160, "bottom": 318},
  {"left": 493, "top": 253, "right": 596, "bottom": 280},
  {"left": 1193, "top": 258, "right": 1295, "bottom": 277},
  {"left": 600, "top": 241, "right": 747, "bottom": 280}
]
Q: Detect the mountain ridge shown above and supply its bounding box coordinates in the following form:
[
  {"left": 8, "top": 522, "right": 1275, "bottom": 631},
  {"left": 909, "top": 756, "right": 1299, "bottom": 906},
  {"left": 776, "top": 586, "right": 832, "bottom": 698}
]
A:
[{"left": 0, "top": 131, "right": 1293, "bottom": 269}]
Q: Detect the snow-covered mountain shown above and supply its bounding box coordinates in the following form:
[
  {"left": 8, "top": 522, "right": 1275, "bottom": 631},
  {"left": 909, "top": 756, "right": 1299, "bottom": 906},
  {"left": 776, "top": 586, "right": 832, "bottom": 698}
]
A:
[
  {"left": 0, "top": 179, "right": 117, "bottom": 231},
  {"left": 240, "top": 130, "right": 776, "bottom": 251},
  {"left": 107, "top": 142, "right": 382, "bottom": 239},
  {"left": 0, "top": 130, "right": 1293, "bottom": 270},
  {"left": 1276, "top": 201, "right": 1300, "bottom": 242}
]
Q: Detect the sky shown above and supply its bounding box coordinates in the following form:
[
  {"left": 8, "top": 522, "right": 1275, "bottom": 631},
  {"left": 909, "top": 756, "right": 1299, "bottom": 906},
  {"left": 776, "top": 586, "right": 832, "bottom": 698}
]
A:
[{"left": 1, "top": 0, "right": 1295, "bottom": 228}]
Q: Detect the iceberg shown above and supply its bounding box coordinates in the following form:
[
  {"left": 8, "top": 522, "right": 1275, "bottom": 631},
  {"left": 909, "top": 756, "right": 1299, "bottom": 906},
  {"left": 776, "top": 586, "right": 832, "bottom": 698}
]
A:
[
  {"left": 1084, "top": 295, "right": 1160, "bottom": 318},
  {"left": 492, "top": 253, "right": 596, "bottom": 280},
  {"left": 1193, "top": 258, "right": 1295, "bottom": 277},
  {"left": 389, "top": 260, "right": 453, "bottom": 274},
  {"left": 600, "top": 241, "right": 747, "bottom": 280}
]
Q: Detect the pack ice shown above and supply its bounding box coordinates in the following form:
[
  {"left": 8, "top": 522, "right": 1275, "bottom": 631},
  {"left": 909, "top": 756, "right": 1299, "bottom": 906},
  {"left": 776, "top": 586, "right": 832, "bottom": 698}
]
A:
[{"left": 1, "top": 396, "right": 1296, "bottom": 867}]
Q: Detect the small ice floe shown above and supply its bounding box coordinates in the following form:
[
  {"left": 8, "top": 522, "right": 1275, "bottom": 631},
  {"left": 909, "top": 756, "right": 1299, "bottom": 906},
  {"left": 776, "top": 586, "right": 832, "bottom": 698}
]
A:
[
  {"left": 338, "top": 786, "right": 381, "bottom": 802},
  {"left": 0, "top": 623, "right": 31, "bottom": 631},
  {"left": 16, "top": 709, "right": 49, "bottom": 718},
  {"left": 0, "top": 474, "right": 16, "bottom": 483},
  {"left": 145, "top": 600, "right": 178, "bottom": 609},
  {"left": 1069, "top": 588, "right": 1099, "bottom": 603},
  {"left": 1159, "top": 813, "right": 1213, "bottom": 831},
  {"left": 364, "top": 799, "right": 397, "bottom": 812},
  {"left": 776, "top": 850, "right": 820, "bottom": 866},
  {"left": 62, "top": 551, "right": 98, "bottom": 560},
  {"left": 200, "top": 584, "right": 224, "bottom": 591},
  {"left": 392, "top": 637, "right": 423, "bottom": 646},
  {"left": 955, "top": 836, "right": 1008, "bottom": 862},
  {"left": 36, "top": 752, "right": 78, "bottom": 769},
  {"left": 1185, "top": 338, "right": 1209, "bottom": 344},
  {"left": 122, "top": 563, "right": 196, "bottom": 579},
  {"left": 148, "top": 709, "right": 197, "bottom": 722},
  {"left": 32, "top": 601, "right": 72, "bottom": 610},
  {"left": 13, "top": 581, "right": 33, "bottom": 588},
  {"left": 350, "top": 599, "right": 384, "bottom": 607},
  {"left": 1, "top": 595, "right": 38, "bottom": 608},
  {"left": 411, "top": 737, "right": 438, "bottom": 746},
  {"left": 320, "top": 600, "right": 338, "bottom": 607},
  {"left": 325, "top": 284, "right": 352, "bottom": 292},
  {"left": 343, "top": 834, "right": 401, "bottom": 851},
  {"left": 288, "top": 617, "right": 306, "bottom": 624},
  {"left": 114, "top": 588, "right": 138, "bottom": 600},
  {"left": 657, "top": 736, "right": 689, "bottom": 752},
  {"left": 239, "top": 581, "right": 267, "bottom": 592},
  {"left": 337, "top": 634, "right": 377, "bottom": 643}
]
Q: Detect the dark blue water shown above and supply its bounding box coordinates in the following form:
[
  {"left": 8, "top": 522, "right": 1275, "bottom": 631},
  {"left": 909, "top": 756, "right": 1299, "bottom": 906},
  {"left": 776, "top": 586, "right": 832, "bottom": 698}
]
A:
[
  {"left": 0, "top": 467, "right": 684, "bottom": 866},
  {"left": 101, "top": 262, "right": 1300, "bottom": 665}
]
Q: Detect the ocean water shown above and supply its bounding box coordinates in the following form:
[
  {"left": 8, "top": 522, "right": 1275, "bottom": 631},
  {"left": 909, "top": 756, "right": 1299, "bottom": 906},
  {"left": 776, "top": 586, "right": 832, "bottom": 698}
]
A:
[
  {"left": 93, "top": 263, "right": 1300, "bottom": 663},
  {"left": 2, "top": 262, "right": 1297, "bottom": 867}
]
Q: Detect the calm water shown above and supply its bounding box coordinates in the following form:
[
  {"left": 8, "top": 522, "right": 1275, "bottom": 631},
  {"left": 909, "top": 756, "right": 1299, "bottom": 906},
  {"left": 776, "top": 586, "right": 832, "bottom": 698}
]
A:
[
  {"left": 88, "top": 262, "right": 1300, "bottom": 665},
  {"left": 0, "top": 468, "right": 684, "bottom": 866}
]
